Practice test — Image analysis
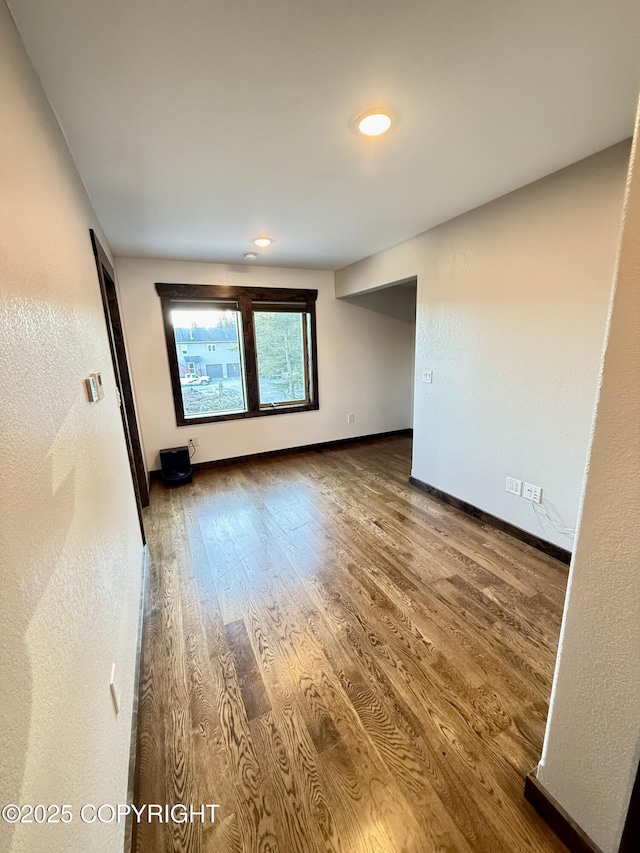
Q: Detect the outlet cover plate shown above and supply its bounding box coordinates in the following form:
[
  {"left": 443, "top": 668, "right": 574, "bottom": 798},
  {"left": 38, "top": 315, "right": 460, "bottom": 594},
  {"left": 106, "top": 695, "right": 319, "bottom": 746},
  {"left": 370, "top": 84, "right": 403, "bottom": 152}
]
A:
[
  {"left": 523, "top": 482, "right": 542, "bottom": 503},
  {"left": 506, "top": 477, "right": 523, "bottom": 496}
]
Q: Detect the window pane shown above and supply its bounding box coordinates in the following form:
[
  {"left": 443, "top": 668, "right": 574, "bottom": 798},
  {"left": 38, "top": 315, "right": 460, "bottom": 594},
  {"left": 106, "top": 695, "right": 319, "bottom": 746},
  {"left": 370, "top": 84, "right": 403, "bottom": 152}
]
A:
[
  {"left": 171, "top": 307, "right": 246, "bottom": 418},
  {"left": 254, "top": 311, "right": 308, "bottom": 406}
]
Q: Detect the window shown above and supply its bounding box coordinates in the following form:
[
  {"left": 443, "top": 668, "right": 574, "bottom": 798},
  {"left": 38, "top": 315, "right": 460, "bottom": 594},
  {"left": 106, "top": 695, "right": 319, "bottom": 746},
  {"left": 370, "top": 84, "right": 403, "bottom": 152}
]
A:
[
  {"left": 156, "top": 283, "right": 318, "bottom": 425},
  {"left": 254, "top": 311, "right": 308, "bottom": 406}
]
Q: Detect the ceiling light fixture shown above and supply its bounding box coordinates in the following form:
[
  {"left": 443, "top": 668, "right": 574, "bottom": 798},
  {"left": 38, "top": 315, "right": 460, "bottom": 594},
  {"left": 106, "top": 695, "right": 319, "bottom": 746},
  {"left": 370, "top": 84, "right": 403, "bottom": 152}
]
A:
[
  {"left": 254, "top": 237, "right": 272, "bottom": 247},
  {"left": 244, "top": 252, "right": 257, "bottom": 260},
  {"left": 356, "top": 110, "right": 392, "bottom": 137}
]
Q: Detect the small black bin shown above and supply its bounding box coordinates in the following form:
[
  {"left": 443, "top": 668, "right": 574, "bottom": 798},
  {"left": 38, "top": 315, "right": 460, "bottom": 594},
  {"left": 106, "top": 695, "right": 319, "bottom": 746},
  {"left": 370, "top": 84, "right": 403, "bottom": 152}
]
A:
[{"left": 159, "top": 445, "right": 192, "bottom": 487}]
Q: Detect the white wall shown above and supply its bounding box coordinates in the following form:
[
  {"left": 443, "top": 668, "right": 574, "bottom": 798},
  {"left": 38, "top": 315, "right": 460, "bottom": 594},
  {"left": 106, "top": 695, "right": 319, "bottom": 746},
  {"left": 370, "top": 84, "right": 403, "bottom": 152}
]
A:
[
  {"left": 115, "top": 258, "right": 415, "bottom": 470},
  {"left": 537, "top": 106, "right": 640, "bottom": 853},
  {"left": 336, "top": 143, "right": 629, "bottom": 549},
  {"left": 342, "top": 282, "right": 417, "bottom": 422},
  {"left": 0, "top": 4, "right": 143, "bottom": 852}
]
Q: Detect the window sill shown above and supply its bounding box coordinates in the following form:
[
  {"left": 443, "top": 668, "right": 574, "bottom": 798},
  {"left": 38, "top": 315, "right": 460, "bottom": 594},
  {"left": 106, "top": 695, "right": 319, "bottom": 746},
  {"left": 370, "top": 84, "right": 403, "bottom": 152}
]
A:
[{"left": 177, "top": 401, "right": 319, "bottom": 427}]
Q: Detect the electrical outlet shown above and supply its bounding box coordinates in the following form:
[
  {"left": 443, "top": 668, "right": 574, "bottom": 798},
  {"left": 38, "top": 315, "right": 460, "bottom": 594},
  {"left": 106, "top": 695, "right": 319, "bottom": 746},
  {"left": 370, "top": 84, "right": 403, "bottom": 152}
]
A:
[
  {"left": 109, "top": 663, "right": 120, "bottom": 716},
  {"left": 506, "top": 477, "right": 522, "bottom": 496},
  {"left": 422, "top": 370, "right": 433, "bottom": 384},
  {"left": 189, "top": 436, "right": 199, "bottom": 447},
  {"left": 347, "top": 413, "right": 355, "bottom": 424},
  {"left": 523, "top": 482, "right": 542, "bottom": 504}
]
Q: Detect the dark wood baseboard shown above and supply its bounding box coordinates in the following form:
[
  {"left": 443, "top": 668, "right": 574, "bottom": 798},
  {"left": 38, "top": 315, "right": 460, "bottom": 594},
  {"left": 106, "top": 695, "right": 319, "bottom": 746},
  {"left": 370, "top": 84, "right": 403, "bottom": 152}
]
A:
[
  {"left": 524, "top": 771, "right": 603, "bottom": 853},
  {"left": 150, "top": 429, "right": 413, "bottom": 478},
  {"left": 408, "top": 476, "right": 571, "bottom": 565}
]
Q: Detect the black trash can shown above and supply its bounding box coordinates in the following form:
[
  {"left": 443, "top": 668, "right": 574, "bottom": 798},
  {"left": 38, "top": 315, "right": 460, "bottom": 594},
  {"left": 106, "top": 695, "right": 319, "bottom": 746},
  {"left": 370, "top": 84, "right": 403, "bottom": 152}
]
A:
[{"left": 159, "top": 446, "right": 192, "bottom": 487}]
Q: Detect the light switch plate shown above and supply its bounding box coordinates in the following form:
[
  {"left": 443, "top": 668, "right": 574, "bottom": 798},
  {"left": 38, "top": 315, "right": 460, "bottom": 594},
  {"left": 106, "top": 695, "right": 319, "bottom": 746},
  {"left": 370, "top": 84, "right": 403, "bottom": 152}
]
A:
[
  {"left": 85, "top": 376, "right": 98, "bottom": 402},
  {"left": 90, "top": 372, "right": 105, "bottom": 400}
]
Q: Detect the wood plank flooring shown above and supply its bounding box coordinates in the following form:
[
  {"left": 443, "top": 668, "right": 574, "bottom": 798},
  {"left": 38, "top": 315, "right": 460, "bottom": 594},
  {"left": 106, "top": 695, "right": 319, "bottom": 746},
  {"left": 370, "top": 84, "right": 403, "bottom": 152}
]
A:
[{"left": 133, "top": 436, "right": 568, "bottom": 852}]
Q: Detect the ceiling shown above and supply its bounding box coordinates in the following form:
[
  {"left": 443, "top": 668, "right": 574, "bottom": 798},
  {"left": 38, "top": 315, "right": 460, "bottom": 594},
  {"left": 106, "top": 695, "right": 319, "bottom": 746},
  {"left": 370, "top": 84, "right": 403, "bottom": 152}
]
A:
[{"left": 8, "top": 0, "right": 640, "bottom": 270}]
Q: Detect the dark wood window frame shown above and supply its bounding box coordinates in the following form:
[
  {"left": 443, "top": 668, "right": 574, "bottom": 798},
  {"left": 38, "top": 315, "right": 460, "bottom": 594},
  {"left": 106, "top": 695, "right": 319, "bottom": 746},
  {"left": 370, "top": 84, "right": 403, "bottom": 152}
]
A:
[{"left": 156, "top": 282, "right": 319, "bottom": 426}]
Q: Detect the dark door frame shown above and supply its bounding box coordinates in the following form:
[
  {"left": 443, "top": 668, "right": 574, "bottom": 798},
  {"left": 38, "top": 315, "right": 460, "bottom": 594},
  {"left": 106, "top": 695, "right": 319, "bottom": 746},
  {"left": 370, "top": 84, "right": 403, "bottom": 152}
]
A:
[{"left": 90, "top": 230, "right": 148, "bottom": 542}]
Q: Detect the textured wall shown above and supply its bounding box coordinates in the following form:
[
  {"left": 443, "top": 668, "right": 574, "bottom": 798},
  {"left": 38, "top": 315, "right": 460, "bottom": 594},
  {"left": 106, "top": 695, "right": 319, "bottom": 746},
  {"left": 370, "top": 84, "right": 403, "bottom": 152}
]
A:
[
  {"left": 336, "top": 144, "right": 629, "bottom": 548},
  {"left": 0, "top": 4, "right": 143, "bottom": 851},
  {"left": 538, "top": 104, "right": 640, "bottom": 853},
  {"left": 115, "top": 258, "right": 415, "bottom": 470}
]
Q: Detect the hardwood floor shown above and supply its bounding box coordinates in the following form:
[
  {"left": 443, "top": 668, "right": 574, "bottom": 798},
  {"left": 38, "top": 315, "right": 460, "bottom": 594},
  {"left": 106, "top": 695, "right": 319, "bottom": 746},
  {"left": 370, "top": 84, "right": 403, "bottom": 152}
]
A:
[{"left": 133, "top": 436, "right": 568, "bottom": 852}]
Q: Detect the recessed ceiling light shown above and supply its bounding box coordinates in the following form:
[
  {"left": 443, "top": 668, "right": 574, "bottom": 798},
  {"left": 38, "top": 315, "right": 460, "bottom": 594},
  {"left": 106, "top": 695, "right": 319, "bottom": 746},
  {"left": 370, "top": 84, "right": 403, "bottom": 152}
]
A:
[
  {"left": 254, "top": 237, "right": 272, "bottom": 247},
  {"left": 244, "top": 252, "right": 257, "bottom": 259},
  {"left": 356, "top": 110, "right": 392, "bottom": 137}
]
